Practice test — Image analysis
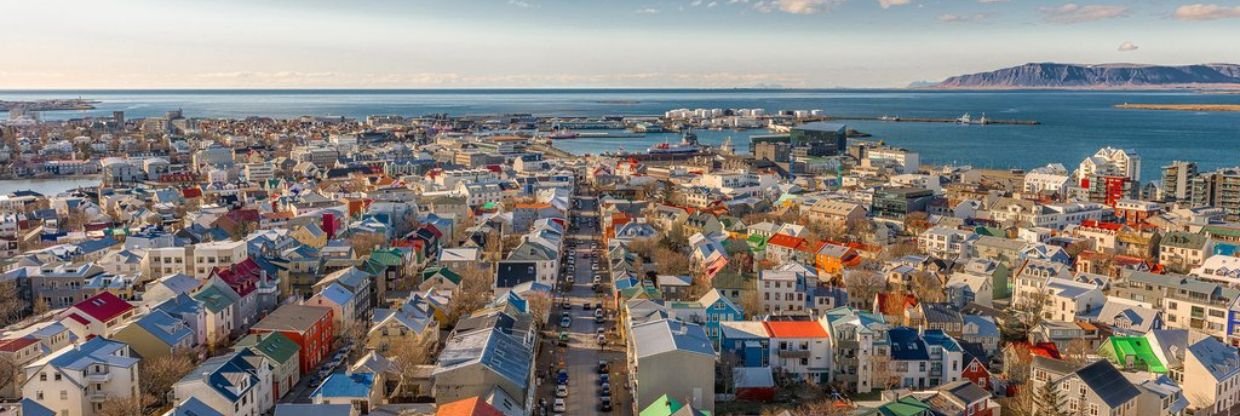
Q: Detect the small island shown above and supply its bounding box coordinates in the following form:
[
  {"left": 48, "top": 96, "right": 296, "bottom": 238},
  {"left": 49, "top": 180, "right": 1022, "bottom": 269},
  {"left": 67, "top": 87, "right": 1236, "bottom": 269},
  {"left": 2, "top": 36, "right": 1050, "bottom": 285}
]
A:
[{"left": 1115, "top": 103, "right": 1240, "bottom": 112}]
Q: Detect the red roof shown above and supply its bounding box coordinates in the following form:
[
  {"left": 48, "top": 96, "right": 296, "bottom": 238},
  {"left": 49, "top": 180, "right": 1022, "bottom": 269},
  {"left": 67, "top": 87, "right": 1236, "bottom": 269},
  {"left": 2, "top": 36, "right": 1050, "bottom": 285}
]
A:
[
  {"left": 71, "top": 292, "right": 133, "bottom": 322},
  {"left": 0, "top": 337, "right": 38, "bottom": 352},
  {"left": 436, "top": 397, "right": 505, "bottom": 416},
  {"left": 182, "top": 187, "right": 203, "bottom": 198},
  {"left": 766, "top": 233, "right": 806, "bottom": 250},
  {"left": 1080, "top": 220, "right": 1123, "bottom": 231},
  {"left": 763, "top": 321, "right": 828, "bottom": 338},
  {"left": 212, "top": 258, "right": 262, "bottom": 297}
]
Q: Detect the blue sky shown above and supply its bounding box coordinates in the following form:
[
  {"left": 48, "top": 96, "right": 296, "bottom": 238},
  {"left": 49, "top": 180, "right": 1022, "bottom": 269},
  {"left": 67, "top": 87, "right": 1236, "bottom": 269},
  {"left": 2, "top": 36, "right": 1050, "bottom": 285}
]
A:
[{"left": 2, "top": 0, "right": 1238, "bottom": 88}]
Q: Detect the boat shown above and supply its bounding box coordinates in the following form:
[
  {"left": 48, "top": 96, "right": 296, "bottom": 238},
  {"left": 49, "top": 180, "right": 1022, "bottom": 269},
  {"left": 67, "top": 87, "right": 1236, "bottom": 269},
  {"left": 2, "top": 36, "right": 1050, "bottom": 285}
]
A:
[
  {"left": 548, "top": 130, "right": 578, "bottom": 140},
  {"left": 976, "top": 113, "right": 990, "bottom": 125},
  {"left": 879, "top": 115, "right": 900, "bottom": 121},
  {"left": 956, "top": 113, "right": 972, "bottom": 124},
  {"left": 646, "top": 130, "right": 702, "bottom": 155}
]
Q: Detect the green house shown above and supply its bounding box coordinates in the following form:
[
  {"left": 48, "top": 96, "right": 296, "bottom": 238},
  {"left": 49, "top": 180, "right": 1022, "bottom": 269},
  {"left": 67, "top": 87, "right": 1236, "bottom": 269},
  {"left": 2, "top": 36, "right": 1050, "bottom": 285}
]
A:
[{"left": 1098, "top": 336, "right": 1167, "bottom": 373}]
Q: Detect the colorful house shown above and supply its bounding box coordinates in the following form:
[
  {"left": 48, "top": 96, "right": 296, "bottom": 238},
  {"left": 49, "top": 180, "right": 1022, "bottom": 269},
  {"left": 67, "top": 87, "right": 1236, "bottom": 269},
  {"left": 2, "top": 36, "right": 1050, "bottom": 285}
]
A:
[{"left": 250, "top": 304, "right": 334, "bottom": 375}]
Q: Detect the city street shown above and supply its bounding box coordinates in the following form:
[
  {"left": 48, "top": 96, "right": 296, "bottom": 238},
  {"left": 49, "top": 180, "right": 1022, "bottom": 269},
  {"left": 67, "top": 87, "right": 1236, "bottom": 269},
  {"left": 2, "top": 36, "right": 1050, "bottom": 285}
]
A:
[{"left": 537, "top": 195, "right": 633, "bottom": 416}]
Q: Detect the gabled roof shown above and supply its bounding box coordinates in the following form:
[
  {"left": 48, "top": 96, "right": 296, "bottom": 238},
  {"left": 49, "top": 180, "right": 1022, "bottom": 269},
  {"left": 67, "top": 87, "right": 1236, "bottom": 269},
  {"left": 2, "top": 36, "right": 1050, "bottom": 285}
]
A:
[
  {"left": 632, "top": 319, "right": 715, "bottom": 359},
  {"left": 131, "top": 309, "right": 194, "bottom": 347},
  {"left": 763, "top": 321, "right": 828, "bottom": 339},
  {"left": 311, "top": 371, "right": 375, "bottom": 399},
  {"left": 1074, "top": 360, "right": 1141, "bottom": 408},
  {"left": 233, "top": 332, "right": 300, "bottom": 365},
  {"left": 251, "top": 304, "right": 332, "bottom": 334},
  {"left": 166, "top": 397, "right": 226, "bottom": 416},
  {"left": 436, "top": 396, "right": 506, "bottom": 416},
  {"left": 888, "top": 327, "right": 930, "bottom": 361},
  {"left": 1187, "top": 336, "right": 1240, "bottom": 382},
  {"left": 193, "top": 285, "right": 236, "bottom": 313},
  {"left": 70, "top": 291, "right": 133, "bottom": 323}
]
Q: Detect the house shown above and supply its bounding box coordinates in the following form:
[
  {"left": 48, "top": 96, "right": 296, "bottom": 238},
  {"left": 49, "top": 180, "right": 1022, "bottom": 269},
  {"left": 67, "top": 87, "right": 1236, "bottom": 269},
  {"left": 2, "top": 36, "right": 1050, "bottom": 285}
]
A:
[
  {"left": 432, "top": 327, "right": 532, "bottom": 411},
  {"left": 639, "top": 394, "right": 711, "bottom": 416},
  {"left": 628, "top": 319, "right": 715, "bottom": 413},
  {"left": 249, "top": 304, "right": 334, "bottom": 375},
  {"left": 732, "top": 366, "right": 777, "bottom": 402},
  {"left": 191, "top": 239, "right": 247, "bottom": 280},
  {"left": 821, "top": 307, "right": 888, "bottom": 394},
  {"left": 419, "top": 266, "right": 463, "bottom": 294},
  {"left": 765, "top": 233, "right": 810, "bottom": 264},
  {"left": 192, "top": 284, "right": 236, "bottom": 348},
  {"left": 0, "top": 337, "right": 42, "bottom": 399},
  {"left": 758, "top": 269, "right": 808, "bottom": 315},
  {"left": 20, "top": 337, "right": 140, "bottom": 416},
  {"left": 719, "top": 321, "right": 771, "bottom": 368},
  {"left": 764, "top": 320, "right": 833, "bottom": 383},
  {"left": 367, "top": 293, "right": 440, "bottom": 354},
  {"left": 57, "top": 291, "right": 137, "bottom": 339},
  {"left": 232, "top": 332, "right": 301, "bottom": 401},
  {"left": 1182, "top": 336, "right": 1240, "bottom": 413},
  {"left": 945, "top": 272, "right": 994, "bottom": 308},
  {"left": 879, "top": 328, "right": 964, "bottom": 390},
  {"left": 172, "top": 350, "right": 274, "bottom": 416},
  {"left": 1098, "top": 335, "right": 1168, "bottom": 374},
  {"left": 1032, "top": 359, "right": 1141, "bottom": 416},
  {"left": 806, "top": 200, "right": 866, "bottom": 231},
  {"left": 162, "top": 397, "right": 226, "bottom": 416},
  {"left": 308, "top": 283, "right": 358, "bottom": 336},
  {"left": 141, "top": 273, "right": 200, "bottom": 305},
  {"left": 311, "top": 371, "right": 380, "bottom": 414},
  {"left": 111, "top": 309, "right": 195, "bottom": 360},
  {"left": 814, "top": 242, "right": 861, "bottom": 278},
  {"left": 1094, "top": 298, "right": 1163, "bottom": 335}
]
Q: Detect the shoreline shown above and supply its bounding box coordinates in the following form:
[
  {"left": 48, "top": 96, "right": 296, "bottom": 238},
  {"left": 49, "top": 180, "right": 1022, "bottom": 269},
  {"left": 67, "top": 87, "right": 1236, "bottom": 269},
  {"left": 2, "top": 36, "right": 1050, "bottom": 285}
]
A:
[{"left": 1114, "top": 103, "right": 1240, "bottom": 112}]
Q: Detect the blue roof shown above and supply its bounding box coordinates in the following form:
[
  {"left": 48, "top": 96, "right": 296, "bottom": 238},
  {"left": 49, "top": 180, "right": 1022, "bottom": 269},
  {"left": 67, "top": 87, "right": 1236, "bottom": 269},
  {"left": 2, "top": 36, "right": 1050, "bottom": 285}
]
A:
[
  {"left": 21, "top": 398, "right": 55, "bottom": 416},
  {"left": 274, "top": 404, "right": 353, "bottom": 416},
  {"left": 48, "top": 337, "right": 138, "bottom": 370},
  {"left": 76, "top": 237, "right": 119, "bottom": 254},
  {"left": 319, "top": 283, "right": 355, "bottom": 306},
  {"left": 134, "top": 309, "right": 194, "bottom": 347},
  {"left": 887, "top": 327, "right": 930, "bottom": 361},
  {"left": 922, "top": 329, "right": 962, "bottom": 352},
  {"left": 167, "top": 397, "right": 225, "bottom": 416},
  {"left": 311, "top": 371, "right": 375, "bottom": 399}
]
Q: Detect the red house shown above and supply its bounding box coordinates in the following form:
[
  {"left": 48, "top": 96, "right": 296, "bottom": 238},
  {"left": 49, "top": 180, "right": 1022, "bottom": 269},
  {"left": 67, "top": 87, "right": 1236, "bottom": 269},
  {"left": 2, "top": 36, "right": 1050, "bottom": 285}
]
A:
[
  {"left": 961, "top": 354, "right": 993, "bottom": 391},
  {"left": 250, "top": 304, "right": 334, "bottom": 375},
  {"left": 58, "top": 291, "right": 136, "bottom": 339}
]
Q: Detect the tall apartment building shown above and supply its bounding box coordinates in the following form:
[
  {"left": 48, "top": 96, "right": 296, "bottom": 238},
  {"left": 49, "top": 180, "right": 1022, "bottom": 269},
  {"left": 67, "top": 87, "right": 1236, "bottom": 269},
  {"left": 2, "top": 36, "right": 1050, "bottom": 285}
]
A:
[
  {"left": 191, "top": 240, "right": 248, "bottom": 280},
  {"left": 1190, "top": 167, "right": 1240, "bottom": 221},
  {"left": 1162, "top": 161, "right": 1198, "bottom": 202},
  {"left": 22, "top": 338, "right": 141, "bottom": 416}
]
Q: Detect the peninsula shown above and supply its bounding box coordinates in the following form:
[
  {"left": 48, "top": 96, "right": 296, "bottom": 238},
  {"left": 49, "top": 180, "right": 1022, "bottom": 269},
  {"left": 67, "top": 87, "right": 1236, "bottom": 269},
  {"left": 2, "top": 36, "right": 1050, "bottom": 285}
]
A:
[{"left": 1115, "top": 103, "right": 1240, "bottom": 112}]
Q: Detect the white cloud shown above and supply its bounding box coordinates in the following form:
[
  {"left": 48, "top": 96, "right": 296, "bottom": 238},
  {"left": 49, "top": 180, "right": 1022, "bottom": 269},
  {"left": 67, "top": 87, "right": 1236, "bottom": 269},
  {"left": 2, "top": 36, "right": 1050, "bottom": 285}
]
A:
[
  {"left": 757, "top": 0, "right": 846, "bottom": 14},
  {"left": 1174, "top": 4, "right": 1240, "bottom": 20},
  {"left": 977, "top": 0, "right": 1007, "bottom": 3},
  {"left": 507, "top": 0, "right": 533, "bottom": 8},
  {"left": 1040, "top": 3, "right": 1129, "bottom": 23},
  {"left": 938, "top": 13, "right": 990, "bottom": 23},
  {"left": 635, "top": 7, "right": 661, "bottom": 14},
  {"left": 878, "top": 0, "right": 912, "bottom": 9},
  {"left": 1117, "top": 41, "right": 1138, "bottom": 51}
]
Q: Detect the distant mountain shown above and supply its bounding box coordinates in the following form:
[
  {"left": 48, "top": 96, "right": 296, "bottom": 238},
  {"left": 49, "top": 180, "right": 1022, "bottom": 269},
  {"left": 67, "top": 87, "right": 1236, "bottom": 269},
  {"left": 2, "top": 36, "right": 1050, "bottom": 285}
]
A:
[{"left": 933, "top": 63, "right": 1240, "bottom": 89}]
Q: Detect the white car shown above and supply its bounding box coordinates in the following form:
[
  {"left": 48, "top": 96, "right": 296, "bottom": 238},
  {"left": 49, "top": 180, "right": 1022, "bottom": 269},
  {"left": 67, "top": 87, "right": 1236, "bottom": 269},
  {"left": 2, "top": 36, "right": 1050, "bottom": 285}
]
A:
[
  {"left": 556, "top": 384, "right": 568, "bottom": 398},
  {"left": 554, "top": 398, "right": 567, "bottom": 413}
]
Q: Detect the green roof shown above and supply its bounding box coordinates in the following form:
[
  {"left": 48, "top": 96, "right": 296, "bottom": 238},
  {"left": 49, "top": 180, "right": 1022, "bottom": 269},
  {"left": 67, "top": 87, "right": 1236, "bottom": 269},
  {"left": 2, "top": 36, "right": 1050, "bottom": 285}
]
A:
[
  {"left": 422, "top": 266, "right": 461, "bottom": 285},
  {"left": 878, "top": 397, "right": 935, "bottom": 416},
  {"left": 1204, "top": 225, "right": 1240, "bottom": 238},
  {"left": 368, "top": 248, "right": 405, "bottom": 267},
  {"left": 482, "top": 201, "right": 498, "bottom": 210},
  {"left": 1101, "top": 336, "right": 1166, "bottom": 373},
  {"left": 640, "top": 394, "right": 711, "bottom": 416},
  {"left": 234, "top": 332, "right": 299, "bottom": 364},
  {"left": 193, "top": 286, "right": 234, "bottom": 313}
]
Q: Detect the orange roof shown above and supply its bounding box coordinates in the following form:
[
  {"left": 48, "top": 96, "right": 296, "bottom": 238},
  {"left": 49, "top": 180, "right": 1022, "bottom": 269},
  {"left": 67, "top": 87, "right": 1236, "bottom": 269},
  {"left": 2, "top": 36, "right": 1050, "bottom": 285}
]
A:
[
  {"left": 767, "top": 233, "right": 806, "bottom": 250},
  {"left": 436, "top": 397, "right": 504, "bottom": 416},
  {"left": 876, "top": 293, "right": 919, "bottom": 315},
  {"left": 763, "top": 321, "right": 828, "bottom": 338}
]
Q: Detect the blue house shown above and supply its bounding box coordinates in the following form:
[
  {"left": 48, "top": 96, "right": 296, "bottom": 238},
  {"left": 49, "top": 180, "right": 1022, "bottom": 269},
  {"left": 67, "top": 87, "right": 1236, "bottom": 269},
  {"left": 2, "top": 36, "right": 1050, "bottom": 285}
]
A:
[{"left": 720, "top": 321, "right": 770, "bottom": 367}]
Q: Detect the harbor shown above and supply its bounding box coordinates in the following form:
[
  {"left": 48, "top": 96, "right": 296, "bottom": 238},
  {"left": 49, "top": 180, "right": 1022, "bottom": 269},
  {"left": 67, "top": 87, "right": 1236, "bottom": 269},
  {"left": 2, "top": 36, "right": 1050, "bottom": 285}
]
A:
[{"left": 819, "top": 113, "right": 1041, "bottom": 125}]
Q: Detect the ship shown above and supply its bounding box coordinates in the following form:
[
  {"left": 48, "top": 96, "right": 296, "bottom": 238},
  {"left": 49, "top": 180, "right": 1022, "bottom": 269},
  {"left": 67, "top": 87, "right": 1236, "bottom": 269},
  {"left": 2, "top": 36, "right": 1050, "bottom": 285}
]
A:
[
  {"left": 548, "top": 130, "right": 578, "bottom": 140},
  {"left": 646, "top": 129, "right": 702, "bottom": 154},
  {"left": 956, "top": 113, "right": 990, "bottom": 125}
]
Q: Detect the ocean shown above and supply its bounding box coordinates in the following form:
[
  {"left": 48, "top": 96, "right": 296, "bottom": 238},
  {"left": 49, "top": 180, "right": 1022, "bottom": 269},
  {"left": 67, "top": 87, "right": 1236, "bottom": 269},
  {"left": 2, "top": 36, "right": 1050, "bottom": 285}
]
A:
[{"left": 3, "top": 89, "right": 1239, "bottom": 182}]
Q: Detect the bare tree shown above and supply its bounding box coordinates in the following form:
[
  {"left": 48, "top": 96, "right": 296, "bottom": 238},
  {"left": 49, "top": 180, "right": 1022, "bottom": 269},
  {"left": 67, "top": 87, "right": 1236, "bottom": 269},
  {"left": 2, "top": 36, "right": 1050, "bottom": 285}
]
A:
[
  {"left": 0, "top": 355, "right": 18, "bottom": 398},
  {"left": 526, "top": 291, "right": 552, "bottom": 326},
  {"left": 653, "top": 247, "right": 691, "bottom": 276},
  {"left": 0, "top": 281, "right": 28, "bottom": 326},
  {"left": 844, "top": 270, "right": 885, "bottom": 310},
  {"left": 1062, "top": 338, "right": 1093, "bottom": 366},
  {"left": 32, "top": 297, "right": 50, "bottom": 316},
  {"left": 96, "top": 397, "right": 144, "bottom": 416},
  {"left": 388, "top": 335, "right": 436, "bottom": 399},
  {"left": 350, "top": 233, "right": 388, "bottom": 257},
  {"left": 739, "top": 288, "right": 762, "bottom": 319},
  {"left": 910, "top": 271, "right": 945, "bottom": 303},
  {"left": 446, "top": 266, "right": 493, "bottom": 326},
  {"left": 788, "top": 399, "right": 852, "bottom": 416},
  {"left": 140, "top": 350, "right": 197, "bottom": 408}
]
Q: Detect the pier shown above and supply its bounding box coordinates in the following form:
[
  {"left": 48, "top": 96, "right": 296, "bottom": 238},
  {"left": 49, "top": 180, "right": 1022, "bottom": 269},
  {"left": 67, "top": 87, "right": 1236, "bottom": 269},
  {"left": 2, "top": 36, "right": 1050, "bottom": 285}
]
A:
[{"left": 819, "top": 115, "right": 1040, "bottom": 125}]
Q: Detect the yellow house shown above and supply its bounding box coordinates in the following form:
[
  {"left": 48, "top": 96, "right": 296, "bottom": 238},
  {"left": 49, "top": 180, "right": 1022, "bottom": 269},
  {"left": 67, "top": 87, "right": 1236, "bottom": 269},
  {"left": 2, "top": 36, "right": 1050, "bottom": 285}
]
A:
[
  {"left": 366, "top": 294, "right": 440, "bottom": 353},
  {"left": 290, "top": 222, "right": 328, "bottom": 249}
]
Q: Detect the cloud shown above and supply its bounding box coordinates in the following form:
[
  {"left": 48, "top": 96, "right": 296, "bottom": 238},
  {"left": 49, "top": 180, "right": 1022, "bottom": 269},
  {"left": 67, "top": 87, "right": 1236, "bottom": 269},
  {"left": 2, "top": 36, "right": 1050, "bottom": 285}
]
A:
[
  {"left": 754, "top": 0, "right": 846, "bottom": 14},
  {"left": 1040, "top": 3, "right": 1129, "bottom": 23},
  {"left": 1174, "top": 4, "right": 1240, "bottom": 20},
  {"left": 977, "top": 0, "right": 1007, "bottom": 3},
  {"left": 507, "top": 0, "right": 533, "bottom": 7},
  {"left": 938, "top": 13, "right": 990, "bottom": 23},
  {"left": 878, "top": 0, "right": 912, "bottom": 8},
  {"left": 635, "top": 7, "right": 660, "bottom": 14},
  {"left": 1117, "top": 41, "right": 1138, "bottom": 51}
]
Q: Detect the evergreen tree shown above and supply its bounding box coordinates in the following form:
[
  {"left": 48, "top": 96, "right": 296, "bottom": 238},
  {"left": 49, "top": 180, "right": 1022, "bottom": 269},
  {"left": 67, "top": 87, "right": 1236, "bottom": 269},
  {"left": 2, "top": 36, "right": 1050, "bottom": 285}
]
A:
[{"left": 1035, "top": 381, "right": 1068, "bottom": 416}]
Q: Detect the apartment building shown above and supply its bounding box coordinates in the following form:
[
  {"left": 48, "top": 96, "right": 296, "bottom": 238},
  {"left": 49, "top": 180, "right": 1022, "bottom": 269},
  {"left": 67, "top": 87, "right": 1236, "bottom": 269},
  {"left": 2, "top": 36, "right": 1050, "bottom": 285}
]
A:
[{"left": 21, "top": 338, "right": 141, "bottom": 416}]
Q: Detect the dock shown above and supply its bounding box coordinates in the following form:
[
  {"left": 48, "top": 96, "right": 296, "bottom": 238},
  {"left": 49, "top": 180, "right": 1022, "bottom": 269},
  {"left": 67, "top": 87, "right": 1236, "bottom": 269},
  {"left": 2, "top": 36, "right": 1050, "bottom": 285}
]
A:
[{"left": 821, "top": 116, "right": 1040, "bottom": 126}]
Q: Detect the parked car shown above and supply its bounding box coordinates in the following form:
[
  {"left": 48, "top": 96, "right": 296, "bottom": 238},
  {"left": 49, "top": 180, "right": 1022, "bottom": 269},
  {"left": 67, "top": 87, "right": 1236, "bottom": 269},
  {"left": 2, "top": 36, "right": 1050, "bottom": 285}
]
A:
[
  {"left": 598, "top": 360, "right": 609, "bottom": 373},
  {"left": 599, "top": 397, "right": 612, "bottom": 412},
  {"left": 556, "top": 384, "right": 568, "bottom": 398},
  {"left": 554, "top": 398, "right": 567, "bottom": 412},
  {"left": 560, "top": 316, "right": 572, "bottom": 328}
]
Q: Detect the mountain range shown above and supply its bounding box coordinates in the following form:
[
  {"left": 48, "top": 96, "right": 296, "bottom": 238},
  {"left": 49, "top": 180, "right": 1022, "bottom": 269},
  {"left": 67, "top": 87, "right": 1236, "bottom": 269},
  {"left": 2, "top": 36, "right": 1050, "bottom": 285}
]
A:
[{"left": 930, "top": 63, "right": 1240, "bottom": 89}]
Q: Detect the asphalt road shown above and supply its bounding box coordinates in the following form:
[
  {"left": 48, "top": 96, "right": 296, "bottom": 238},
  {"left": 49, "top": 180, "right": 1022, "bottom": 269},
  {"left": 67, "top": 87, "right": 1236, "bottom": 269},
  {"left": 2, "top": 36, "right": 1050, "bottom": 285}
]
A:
[{"left": 541, "top": 196, "right": 632, "bottom": 416}]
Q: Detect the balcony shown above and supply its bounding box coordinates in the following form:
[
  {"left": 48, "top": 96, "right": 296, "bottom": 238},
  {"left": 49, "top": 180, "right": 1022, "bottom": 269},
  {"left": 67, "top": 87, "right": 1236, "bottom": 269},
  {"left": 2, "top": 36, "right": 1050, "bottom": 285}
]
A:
[
  {"left": 85, "top": 371, "right": 111, "bottom": 382},
  {"left": 89, "top": 392, "right": 108, "bottom": 402},
  {"left": 777, "top": 349, "right": 811, "bottom": 359}
]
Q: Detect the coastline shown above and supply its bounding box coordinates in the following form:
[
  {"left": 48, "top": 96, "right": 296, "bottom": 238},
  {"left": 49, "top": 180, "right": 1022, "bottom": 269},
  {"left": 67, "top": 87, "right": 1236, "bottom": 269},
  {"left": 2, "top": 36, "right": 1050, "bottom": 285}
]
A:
[{"left": 1114, "top": 103, "right": 1240, "bottom": 112}]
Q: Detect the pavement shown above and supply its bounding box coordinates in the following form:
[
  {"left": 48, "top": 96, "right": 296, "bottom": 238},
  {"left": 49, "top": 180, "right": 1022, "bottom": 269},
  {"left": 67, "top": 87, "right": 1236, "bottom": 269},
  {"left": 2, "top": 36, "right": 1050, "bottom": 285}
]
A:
[{"left": 535, "top": 195, "right": 633, "bottom": 416}]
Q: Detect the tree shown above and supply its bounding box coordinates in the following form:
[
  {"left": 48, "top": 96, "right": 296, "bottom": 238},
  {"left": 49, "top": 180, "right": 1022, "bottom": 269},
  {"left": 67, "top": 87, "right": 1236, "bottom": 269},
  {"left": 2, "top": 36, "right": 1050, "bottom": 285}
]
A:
[
  {"left": 446, "top": 266, "right": 493, "bottom": 326},
  {"left": 526, "top": 291, "right": 552, "bottom": 326},
  {"left": 140, "top": 351, "right": 197, "bottom": 408},
  {"left": 1033, "top": 379, "right": 1068, "bottom": 416},
  {"left": 739, "top": 286, "right": 762, "bottom": 319},
  {"left": 96, "top": 397, "right": 144, "bottom": 416},
  {"left": 626, "top": 237, "right": 658, "bottom": 259},
  {"left": 787, "top": 399, "right": 852, "bottom": 416},
  {"left": 910, "top": 271, "right": 945, "bottom": 303},
  {"left": 1062, "top": 338, "right": 1093, "bottom": 366},
  {"left": 389, "top": 335, "right": 436, "bottom": 399},
  {"left": 653, "top": 247, "right": 692, "bottom": 276},
  {"left": 844, "top": 270, "right": 885, "bottom": 310},
  {"left": 32, "top": 297, "right": 50, "bottom": 316},
  {"left": 350, "top": 233, "right": 387, "bottom": 257},
  {"left": 0, "top": 355, "right": 18, "bottom": 398},
  {"left": 0, "top": 281, "right": 28, "bottom": 326}
]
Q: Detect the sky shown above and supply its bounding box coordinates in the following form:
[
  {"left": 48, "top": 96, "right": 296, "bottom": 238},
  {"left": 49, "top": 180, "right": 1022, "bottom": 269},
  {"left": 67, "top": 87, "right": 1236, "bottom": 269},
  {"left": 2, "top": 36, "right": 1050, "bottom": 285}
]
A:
[{"left": 2, "top": 0, "right": 1239, "bottom": 88}]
